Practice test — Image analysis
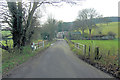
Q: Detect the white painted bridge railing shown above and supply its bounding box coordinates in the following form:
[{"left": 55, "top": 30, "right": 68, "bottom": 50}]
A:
[
  {"left": 74, "top": 42, "right": 86, "bottom": 55},
  {"left": 31, "top": 41, "right": 44, "bottom": 51}
]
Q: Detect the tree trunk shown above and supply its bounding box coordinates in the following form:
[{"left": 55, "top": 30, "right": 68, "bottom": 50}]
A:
[
  {"left": 12, "top": 13, "right": 21, "bottom": 48},
  {"left": 17, "top": 2, "right": 23, "bottom": 47},
  {"left": 82, "top": 29, "right": 84, "bottom": 39},
  {"left": 7, "top": 2, "right": 22, "bottom": 48},
  {"left": 21, "top": 2, "right": 38, "bottom": 46},
  {"left": 89, "top": 29, "right": 92, "bottom": 40}
]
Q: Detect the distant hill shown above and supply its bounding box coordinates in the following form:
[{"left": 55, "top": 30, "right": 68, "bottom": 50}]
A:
[
  {"left": 93, "top": 17, "right": 120, "bottom": 24},
  {"left": 102, "top": 17, "right": 120, "bottom": 22},
  {"left": 60, "top": 17, "right": 119, "bottom": 31}
]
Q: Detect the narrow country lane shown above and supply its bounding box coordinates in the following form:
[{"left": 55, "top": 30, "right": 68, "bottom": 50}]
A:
[{"left": 7, "top": 40, "right": 113, "bottom": 78}]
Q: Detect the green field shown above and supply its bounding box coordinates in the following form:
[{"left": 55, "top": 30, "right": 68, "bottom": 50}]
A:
[
  {"left": 76, "top": 22, "right": 119, "bottom": 38},
  {"left": 71, "top": 40, "right": 118, "bottom": 65}
]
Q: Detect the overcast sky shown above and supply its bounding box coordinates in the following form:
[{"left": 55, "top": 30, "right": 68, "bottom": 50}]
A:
[{"left": 40, "top": 0, "right": 120, "bottom": 23}]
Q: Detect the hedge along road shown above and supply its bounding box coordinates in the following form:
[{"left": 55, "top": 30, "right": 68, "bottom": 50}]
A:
[{"left": 6, "top": 39, "right": 113, "bottom": 78}]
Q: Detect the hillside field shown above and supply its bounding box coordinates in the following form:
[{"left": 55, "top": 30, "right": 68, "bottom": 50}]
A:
[
  {"left": 76, "top": 22, "right": 119, "bottom": 38},
  {"left": 94, "top": 22, "right": 118, "bottom": 37}
]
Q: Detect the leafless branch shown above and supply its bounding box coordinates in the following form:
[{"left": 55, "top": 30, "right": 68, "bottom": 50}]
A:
[{"left": 4, "top": 16, "right": 13, "bottom": 27}]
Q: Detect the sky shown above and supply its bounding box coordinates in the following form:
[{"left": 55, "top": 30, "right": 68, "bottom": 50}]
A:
[
  {"left": 40, "top": 0, "right": 120, "bottom": 23},
  {"left": 0, "top": 0, "right": 119, "bottom": 24}
]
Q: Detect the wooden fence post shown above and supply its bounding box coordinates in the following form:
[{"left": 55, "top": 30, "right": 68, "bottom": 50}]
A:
[
  {"left": 118, "top": 48, "right": 120, "bottom": 70},
  {"left": 95, "top": 47, "right": 99, "bottom": 60},
  {"left": 88, "top": 45, "right": 90, "bottom": 58},
  {"left": 84, "top": 45, "right": 86, "bottom": 56},
  {"left": 108, "top": 50, "right": 110, "bottom": 56},
  {"left": 76, "top": 43, "right": 78, "bottom": 48}
]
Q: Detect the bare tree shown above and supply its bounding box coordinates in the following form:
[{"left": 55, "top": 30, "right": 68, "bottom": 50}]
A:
[
  {"left": 87, "top": 8, "right": 99, "bottom": 39},
  {"left": 74, "top": 9, "right": 89, "bottom": 38},
  {"left": 76, "top": 8, "right": 100, "bottom": 39}
]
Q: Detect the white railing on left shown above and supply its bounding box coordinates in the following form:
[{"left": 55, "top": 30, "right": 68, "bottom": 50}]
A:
[{"left": 31, "top": 41, "right": 44, "bottom": 51}]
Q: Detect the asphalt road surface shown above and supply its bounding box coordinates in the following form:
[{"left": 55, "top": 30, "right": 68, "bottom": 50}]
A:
[{"left": 7, "top": 39, "right": 112, "bottom": 78}]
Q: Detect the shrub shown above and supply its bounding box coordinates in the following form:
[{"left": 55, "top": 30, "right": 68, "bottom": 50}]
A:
[{"left": 107, "top": 31, "right": 116, "bottom": 37}]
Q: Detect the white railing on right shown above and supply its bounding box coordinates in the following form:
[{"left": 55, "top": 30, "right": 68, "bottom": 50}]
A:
[{"left": 74, "top": 42, "right": 86, "bottom": 56}]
